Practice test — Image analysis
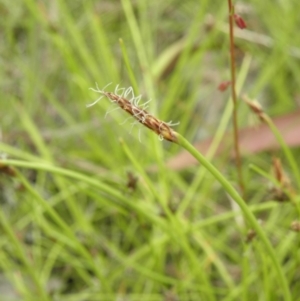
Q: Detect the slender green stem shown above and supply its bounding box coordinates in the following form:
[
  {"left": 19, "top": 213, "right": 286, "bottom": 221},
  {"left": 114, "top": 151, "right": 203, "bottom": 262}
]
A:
[{"left": 175, "top": 133, "right": 291, "bottom": 301}]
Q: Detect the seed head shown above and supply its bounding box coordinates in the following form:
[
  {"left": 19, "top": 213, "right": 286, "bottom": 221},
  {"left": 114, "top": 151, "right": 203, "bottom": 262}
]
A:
[{"left": 88, "top": 84, "right": 179, "bottom": 143}]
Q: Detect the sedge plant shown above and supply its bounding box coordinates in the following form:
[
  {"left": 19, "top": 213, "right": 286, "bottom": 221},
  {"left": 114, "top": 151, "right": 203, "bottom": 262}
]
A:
[
  {"left": 87, "top": 82, "right": 291, "bottom": 300},
  {"left": 2, "top": 1, "right": 300, "bottom": 300}
]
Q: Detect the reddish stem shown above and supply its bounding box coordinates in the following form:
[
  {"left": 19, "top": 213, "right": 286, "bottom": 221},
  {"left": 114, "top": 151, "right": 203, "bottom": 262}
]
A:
[{"left": 227, "top": 0, "right": 245, "bottom": 197}]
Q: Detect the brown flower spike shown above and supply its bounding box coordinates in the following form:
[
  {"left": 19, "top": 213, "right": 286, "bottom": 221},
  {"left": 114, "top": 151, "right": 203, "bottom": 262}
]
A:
[{"left": 88, "top": 84, "right": 178, "bottom": 143}]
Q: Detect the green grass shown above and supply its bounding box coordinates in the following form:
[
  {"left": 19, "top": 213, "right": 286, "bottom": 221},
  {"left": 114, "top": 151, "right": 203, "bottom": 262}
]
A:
[{"left": 1, "top": 0, "right": 300, "bottom": 300}]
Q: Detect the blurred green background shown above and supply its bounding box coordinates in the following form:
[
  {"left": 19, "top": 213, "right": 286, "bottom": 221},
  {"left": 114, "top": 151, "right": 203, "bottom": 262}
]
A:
[{"left": 1, "top": 0, "right": 300, "bottom": 300}]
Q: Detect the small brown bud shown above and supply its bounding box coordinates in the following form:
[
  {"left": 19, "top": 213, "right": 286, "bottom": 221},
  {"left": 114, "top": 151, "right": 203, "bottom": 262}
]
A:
[
  {"left": 272, "top": 157, "right": 289, "bottom": 187},
  {"left": 0, "top": 162, "right": 17, "bottom": 177},
  {"left": 234, "top": 14, "right": 247, "bottom": 29},
  {"left": 218, "top": 81, "right": 231, "bottom": 92},
  {"left": 291, "top": 221, "right": 300, "bottom": 232},
  {"left": 243, "top": 95, "right": 266, "bottom": 121},
  {"left": 245, "top": 229, "right": 256, "bottom": 243},
  {"left": 126, "top": 171, "right": 138, "bottom": 191},
  {"left": 269, "top": 157, "right": 293, "bottom": 202}
]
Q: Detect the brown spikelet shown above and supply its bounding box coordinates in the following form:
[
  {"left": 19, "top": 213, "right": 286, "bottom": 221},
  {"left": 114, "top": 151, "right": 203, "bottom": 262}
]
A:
[
  {"left": 126, "top": 171, "right": 138, "bottom": 191},
  {"left": 0, "top": 162, "right": 17, "bottom": 177},
  {"left": 243, "top": 94, "right": 266, "bottom": 121},
  {"left": 270, "top": 157, "right": 294, "bottom": 202},
  {"left": 89, "top": 85, "right": 178, "bottom": 143},
  {"left": 245, "top": 229, "right": 256, "bottom": 243},
  {"left": 272, "top": 157, "right": 289, "bottom": 187},
  {"left": 291, "top": 221, "right": 300, "bottom": 232}
]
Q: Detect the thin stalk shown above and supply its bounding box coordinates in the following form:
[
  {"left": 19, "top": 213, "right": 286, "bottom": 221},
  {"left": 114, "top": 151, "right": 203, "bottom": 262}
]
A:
[
  {"left": 175, "top": 132, "right": 291, "bottom": 301},
  {"left": 228, "top": 0, "right": 245, "bottom": 196}
]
